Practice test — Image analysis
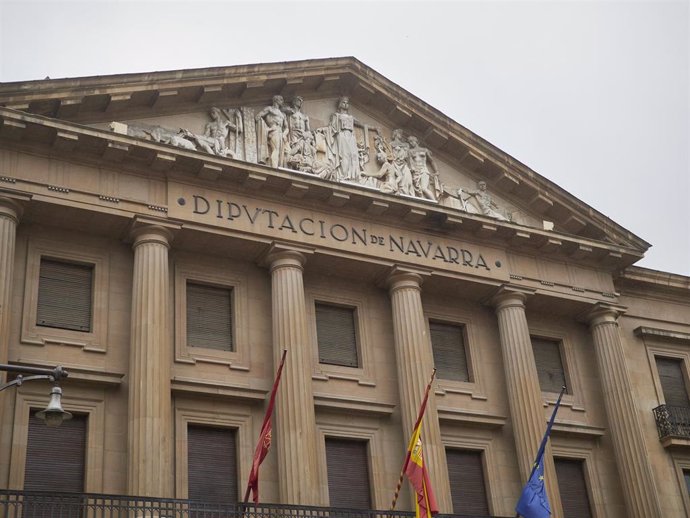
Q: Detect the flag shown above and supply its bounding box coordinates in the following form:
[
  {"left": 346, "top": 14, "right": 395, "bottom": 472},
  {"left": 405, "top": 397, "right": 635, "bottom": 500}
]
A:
[
  {"left": 515, "top": 386, "right": 566, "bottom": 518},
  {"left": 244, "top": 349, "right": 287, "bottom": 504},
  {"left": 392, "top": 369, "right": 438, "bottom": 518}
]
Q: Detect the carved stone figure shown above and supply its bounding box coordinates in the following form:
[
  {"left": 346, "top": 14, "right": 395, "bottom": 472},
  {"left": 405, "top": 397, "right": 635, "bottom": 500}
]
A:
[
  {"left": 256, "top": 95, "right": 288, "bottom": 168},
  {"left": 326, "top": 96, "right": 363, "bottom": 181},
  {"left": 407, "top": 135, "right": 442, "bottom": 201},
  {"left": 461, "top": 181, "right": 510, "bottom": 221},
  {"left": 285, "top": 97, "right": 310, "bottom": 148},
  {"left": 363, "top": 142, "right": 414, "bottom": 196},
  {"left": 182, "top": 107, "right": 240, "bottom": 157}
]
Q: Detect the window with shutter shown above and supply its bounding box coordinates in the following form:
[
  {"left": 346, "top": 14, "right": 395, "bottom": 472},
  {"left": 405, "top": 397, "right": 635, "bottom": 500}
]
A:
[
  {"left": 655, "top": 357, "right": 690, "bottom": 407},
  {"left": 37, "top": 258, "right": 93, "bottom": 332},
  {"left": 325, "top": 438, "right": 371, "bottom": 509},
  {"left": 187, "top": 425, "right": 237, "bottom": 503},
  {"left": 316, "top": 303, "right": 359, "bottom": 367},
  {"left": 446, "top": 449, "right": 489, "bottom": 515},
  {"left": 430, "top": 322, "right": 469, "bottom": 382},
  {"left": 531, "top": 337, "right": 567, "bottom": 393},
  {"left": 684, "top": 469, "right": 690, "bottom": 497},
  {"left": 186, "top": 282, "right": 233, "bottom": 351},
  {"left": 555, "top": 458, "right": 593, "bottom": 518}
]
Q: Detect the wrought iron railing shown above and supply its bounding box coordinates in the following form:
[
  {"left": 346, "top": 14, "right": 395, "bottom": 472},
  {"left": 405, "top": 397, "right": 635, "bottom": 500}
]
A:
[
  {"left": 0, "top": 491, "right": 510, "bottom": 518},
  {"left": 652, "top": 404, "right": 690, "bottom": 439}
]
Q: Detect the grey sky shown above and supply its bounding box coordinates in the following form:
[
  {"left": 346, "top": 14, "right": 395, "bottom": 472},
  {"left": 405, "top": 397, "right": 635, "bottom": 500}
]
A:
[{"left": 1, "top": 0, "right": 688, "bottom": 275}]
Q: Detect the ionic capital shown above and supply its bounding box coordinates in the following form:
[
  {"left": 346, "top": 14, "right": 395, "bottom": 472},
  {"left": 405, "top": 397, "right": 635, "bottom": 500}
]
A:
[
  {"left": 586, "top": 302, "right": 627, "bottom": 328},
  {"left": 384, "top": 266, "right": 430, "bottom": 295},
  {"left": 489, "top": 284, "right": 535, "bottom": 312},
  {"left": 263, "top": 242, "right": 313, "bottom": 273},
  {"left": 0, "top": 197, "right": 24, "bottom": 224},
  {"left": 130, "top": 225, "right": 174, "bottom": 250}
]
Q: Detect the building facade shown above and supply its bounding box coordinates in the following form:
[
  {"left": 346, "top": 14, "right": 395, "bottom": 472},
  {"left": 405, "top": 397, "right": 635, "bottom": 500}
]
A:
[{"left": 0, "top": 58, "right": 688, "bottom": 518}]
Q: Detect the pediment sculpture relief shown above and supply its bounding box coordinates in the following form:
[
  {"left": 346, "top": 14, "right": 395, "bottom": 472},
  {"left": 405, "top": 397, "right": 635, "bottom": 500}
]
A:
[{"left": 109, "top": 97, "right": 513, "bottom": 222}]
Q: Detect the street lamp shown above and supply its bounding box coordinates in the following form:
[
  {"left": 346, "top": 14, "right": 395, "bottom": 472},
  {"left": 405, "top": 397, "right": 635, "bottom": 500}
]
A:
[{"left": 0, "top": 364, "right": 71, "bottom": 427}]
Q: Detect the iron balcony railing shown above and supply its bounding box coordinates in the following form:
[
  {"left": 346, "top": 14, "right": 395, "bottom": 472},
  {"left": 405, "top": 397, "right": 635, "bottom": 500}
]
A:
[
  {"left": 0, "top": 491, "right": 511, "bottom": 518},
  {"left": 652, "top": 404, "right": 690, "bottom": 439}
]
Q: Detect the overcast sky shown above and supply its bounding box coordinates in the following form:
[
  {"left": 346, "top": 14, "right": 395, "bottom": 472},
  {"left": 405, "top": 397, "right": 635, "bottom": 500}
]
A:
[{"left": 1, "top": 0, "right": 688, "bottom": 275}]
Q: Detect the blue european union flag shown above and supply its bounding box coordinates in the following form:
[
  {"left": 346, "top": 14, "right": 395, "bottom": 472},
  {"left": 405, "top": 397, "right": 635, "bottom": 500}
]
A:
[
  {"left": 515, "top": 386, "right": 566, "bottom": 518},
  {"left": 515, "top": 459, "right": 550, "bottom": 518}
]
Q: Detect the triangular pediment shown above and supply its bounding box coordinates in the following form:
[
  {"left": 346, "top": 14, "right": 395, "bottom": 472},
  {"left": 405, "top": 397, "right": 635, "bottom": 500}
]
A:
[{"left": 0, "top": 57, "right": 649, "bottom": 260}]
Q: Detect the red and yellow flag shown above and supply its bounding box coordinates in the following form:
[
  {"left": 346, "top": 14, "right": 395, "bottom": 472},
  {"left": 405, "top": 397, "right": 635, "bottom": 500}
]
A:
[
  {"left": 244, "top": 349, "right": 287, "bottom": 504},
  {"left": 404, "top": 420, "right": 438, "bottom": 518}
]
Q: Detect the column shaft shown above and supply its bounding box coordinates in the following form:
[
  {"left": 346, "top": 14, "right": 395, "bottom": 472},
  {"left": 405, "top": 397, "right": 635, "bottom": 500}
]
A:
[
  {"left": 493, "top": 291, "right": 560, "bottom": 514},
  {"left": 589, "top": 308, "right": 662, "bottom": 518},
  {"left": 127, "top": 226, "right": 173, "bottom": 497},
  {"left": 387, "top": 272, "right": 452, "bottom": 513},
  {"left": 268, "top": 250, "right": 320, "bottom": 505}
]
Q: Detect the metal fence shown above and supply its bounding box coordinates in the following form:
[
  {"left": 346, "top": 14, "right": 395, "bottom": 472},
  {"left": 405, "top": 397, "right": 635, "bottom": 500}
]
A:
[
  {"left": 0, "top": 491, "right": 510, "bottom": 518},
  {"left": 652, "top": 404, "right": 690, "bottom": 439}
]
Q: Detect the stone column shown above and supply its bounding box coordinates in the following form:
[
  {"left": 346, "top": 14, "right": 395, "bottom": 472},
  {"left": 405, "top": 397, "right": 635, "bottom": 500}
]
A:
[
  {"left": 0, "top": 197, "right": 22, "bottom": 369},
  {"left": 386, "top": 269, "right": 452, "bottom": 513},
  {"left": 267, "top": 247, "right": 320, "bottom": 505},
  {"left": 492, "top": 287, "right": 561, "bottom": 515},
  {"left": 588, "top": 304, "right": 662, "bottom": 518},
  {"left": 127, "top": 225, "right": 173, "bottom": 498}
]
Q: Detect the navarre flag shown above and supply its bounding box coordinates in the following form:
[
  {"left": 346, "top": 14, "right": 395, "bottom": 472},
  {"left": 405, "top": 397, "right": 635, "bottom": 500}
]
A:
[
  {"left": 244, "top": 349, "right": 287, "bottom": 504},
  {"left": 515, "top": 385, "right": 566, "bottom": 518}
]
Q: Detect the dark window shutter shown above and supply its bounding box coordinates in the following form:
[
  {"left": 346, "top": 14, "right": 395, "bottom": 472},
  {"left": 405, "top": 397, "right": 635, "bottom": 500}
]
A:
[
  {"left": 684, "top": 469, "right": 690, "bottom": 496},
  {"left": 316, "top": 303, "right": 358, "bottom": 367},
  {"left": 531, "top": 337, "right": 566, "bottom": 393},
  {"left": 446, "top": 449, "right": 489, "bottom": 515},
  {"left": 24, "top": 412, "right": 86, "bottom": 492},
  {"left": 186, "top": 283, "right": 233, "bottom": 351},
  {"left": 555, "top": 458, "right": 593, "bottom": 518},
  {"left": 656, "top": 357, "right": 690, "bottom": 407},
  {"left": 430, "top": 322, "right": 469, "bottom": 382},
  {"left": 187, "top": 425, "right": 237, "bottom": 503},
  {"left": 37, "top": 259, "right": 93, "bottom": 332},
  {"left": 325, "top": 438, "right": 371, "bottom": 509}
]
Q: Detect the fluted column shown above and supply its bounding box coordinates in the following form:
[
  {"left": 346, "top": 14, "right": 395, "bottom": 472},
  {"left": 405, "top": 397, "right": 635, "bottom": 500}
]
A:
[
  {"left": 588, "top": 304, "right": 662, "bottom": 518},
  {"left": 386, "top": 269, "right": 452, "bottom": 512},
  {"left": 492, "top": 288, "right": 560, "bottom": 514},
  {"left": 127, "top": 225, "right": 173, "bottom": 498},
  {"left": 267, "top": 248, "right": 320, "bottom": 505},
  {"left": 0, "top": 197, "right": 22, "bottom": 370}
]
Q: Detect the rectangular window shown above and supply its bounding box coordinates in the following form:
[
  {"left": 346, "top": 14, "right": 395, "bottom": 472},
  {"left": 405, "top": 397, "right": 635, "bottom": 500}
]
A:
[
  {"left": 316, "top": 303, "right": 358, "bottom": 367},
  {"left": 655, "top": 357, "right": 690, "bottom": 407},
  {"left": 555, "top": 458, "right": 593, "bottom": 518},
  {"left": 684, "top": 469, "right": 690, "bottom": 497},
  {"left": 186, "top": 283, "right": 233, "bottom": 351},
  {"left": 430, "top": 322, "right": 469, "bottom": 382},
  {"left": 531, "top": 337, "right": 566, "bottom": 393},
  {"left": 37, "top": 258, "right": 93, "bottom": 332},
  {"left": 325, "top": 438, "right": 371, "bottom": 509},
  {"left": 187, "top": 425, "right": 237, "bottom": 503},
  {"left": 446, "top": 449, "right": 489, "bottom": 515}
]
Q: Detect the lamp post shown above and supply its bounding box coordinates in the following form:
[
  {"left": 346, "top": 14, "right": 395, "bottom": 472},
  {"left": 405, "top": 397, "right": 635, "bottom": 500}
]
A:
[{"left": 0, "top": 364, "right": 71, "bottom": 427}]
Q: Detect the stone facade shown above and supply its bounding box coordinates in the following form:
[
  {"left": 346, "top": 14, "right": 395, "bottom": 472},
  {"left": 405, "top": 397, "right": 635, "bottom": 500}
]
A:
[{"left": 0, "top": 58, "right": 688, "bottom": 517}]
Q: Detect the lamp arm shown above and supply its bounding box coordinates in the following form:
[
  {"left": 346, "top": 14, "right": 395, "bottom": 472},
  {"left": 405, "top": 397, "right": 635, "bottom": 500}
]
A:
[{"left": 0, "top": 374, "right": 55, "bottom": 392}]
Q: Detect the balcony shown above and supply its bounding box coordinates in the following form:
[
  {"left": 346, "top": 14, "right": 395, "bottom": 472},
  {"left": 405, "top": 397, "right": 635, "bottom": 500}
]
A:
[
  {"left": 652, "top": 404, "right": 690, "bottom": 447},
  {"left": 0, "top": 491, "right": 511, "bottom": 518}
]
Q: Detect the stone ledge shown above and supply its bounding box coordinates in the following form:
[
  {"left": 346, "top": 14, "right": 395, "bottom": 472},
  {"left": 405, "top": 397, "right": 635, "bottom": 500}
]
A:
[
  {"left": 171, "top": 376, "right": 268, "bottom": 401},
  {"left": 634, "top": 326, "right": 690, "bottom": 345},
  {"left": 437, "top": 406, "right": 506, "bottom": 428},
  {"left": 313, "top": 392, "right": 395, "bottom": 416}
]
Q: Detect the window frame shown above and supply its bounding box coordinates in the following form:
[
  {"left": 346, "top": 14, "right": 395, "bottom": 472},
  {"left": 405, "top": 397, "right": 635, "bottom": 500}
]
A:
[
  {"left": 314, "top": 301, "right": 360, "bottom": 368},
  {"left": 21, "top": 238, "right": 109, "bottom": 353},
  {"left": 428, "top": 319, "right": 472, "bottom": 383},
  {"left": 550, "top": 442, "right": 604, "bottom": 518},
  {"left": 174, "top": 261, "right": 248, "bottom": 370}
]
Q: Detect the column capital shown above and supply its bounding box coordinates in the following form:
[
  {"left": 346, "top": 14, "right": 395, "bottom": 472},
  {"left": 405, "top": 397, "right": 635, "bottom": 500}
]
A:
[
  {"left": 586, "top": 302, "right": 627, "bottom": 328},
  {"left": 0, "top": 196, "right": 24, "bottom": 224},
  {"left": 262, "top": 242, "right": 313, "bottom": 272},
  {"left": 384, "top": 265, "right": 430, "bottom": 294},
  {"left": 489, "top": 284, "right": 536, "bottom": 311},
  {"left": 130, "top": 225, "right": 174, "bottom": 250}
]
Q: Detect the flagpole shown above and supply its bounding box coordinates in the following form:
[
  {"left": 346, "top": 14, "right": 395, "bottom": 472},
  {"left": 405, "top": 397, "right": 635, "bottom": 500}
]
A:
[
  {"left": 391, "top": 368, "right": 437, "bottom": 511},
  {"left": 514, "top": 385, "right": 566, "bottom": 518}
]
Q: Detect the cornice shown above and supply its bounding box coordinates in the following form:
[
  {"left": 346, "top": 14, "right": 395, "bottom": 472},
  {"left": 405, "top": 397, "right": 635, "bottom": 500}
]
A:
[{"left": 0, "top": 107, "right": 646, "bottom": 272}]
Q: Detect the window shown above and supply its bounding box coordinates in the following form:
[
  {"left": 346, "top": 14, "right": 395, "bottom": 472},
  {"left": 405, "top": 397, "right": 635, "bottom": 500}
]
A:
[
  {"left": 430, "top": 322, "right": 469, "bottom": 382},
  {"left": 25, "top": 412, "right": 87, "bottom": 492},
  {"left": 684, "top": 469, "right": 690, "bottom": 497},
  {"left": 187, "top": 425, "right": 237, "bottom": 503},
  {"left": 325, "top": 438, "right": 371, "bottom": 509},
  {"left": 446, "top": 449, "right": 489, "bottom": 515},
  {"left": 531, "top": 336, "right": 566, "bottom": 393},
  {"left": 36, "top": 258, "right": 93, "bottom": 332},
  {"left": 186, "top": 282, "right": 233, "bottom": 351},
  {"left": 315, "top": 303, "right": 358, "bottom": 367},
  {"left": 655, "top": 357, "right": 690, "bottom": 407},
  {"left": 555, "top": 458, "right": 593, "bottom": 518}
]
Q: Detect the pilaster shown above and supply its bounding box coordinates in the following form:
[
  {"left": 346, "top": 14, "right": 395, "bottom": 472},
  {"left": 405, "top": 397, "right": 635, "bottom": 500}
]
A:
[
  {"left": 127, "top": 225, "right": 174, "bottom": 498},
  {"left": 266, "top": 245, "right": 320, "bottom": 505},
  {"left": 587, "top": 303, "right": 662, "bottom": 518},
  {"left": 386, "top": 267, "right": 452, "bottom": 513}
]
